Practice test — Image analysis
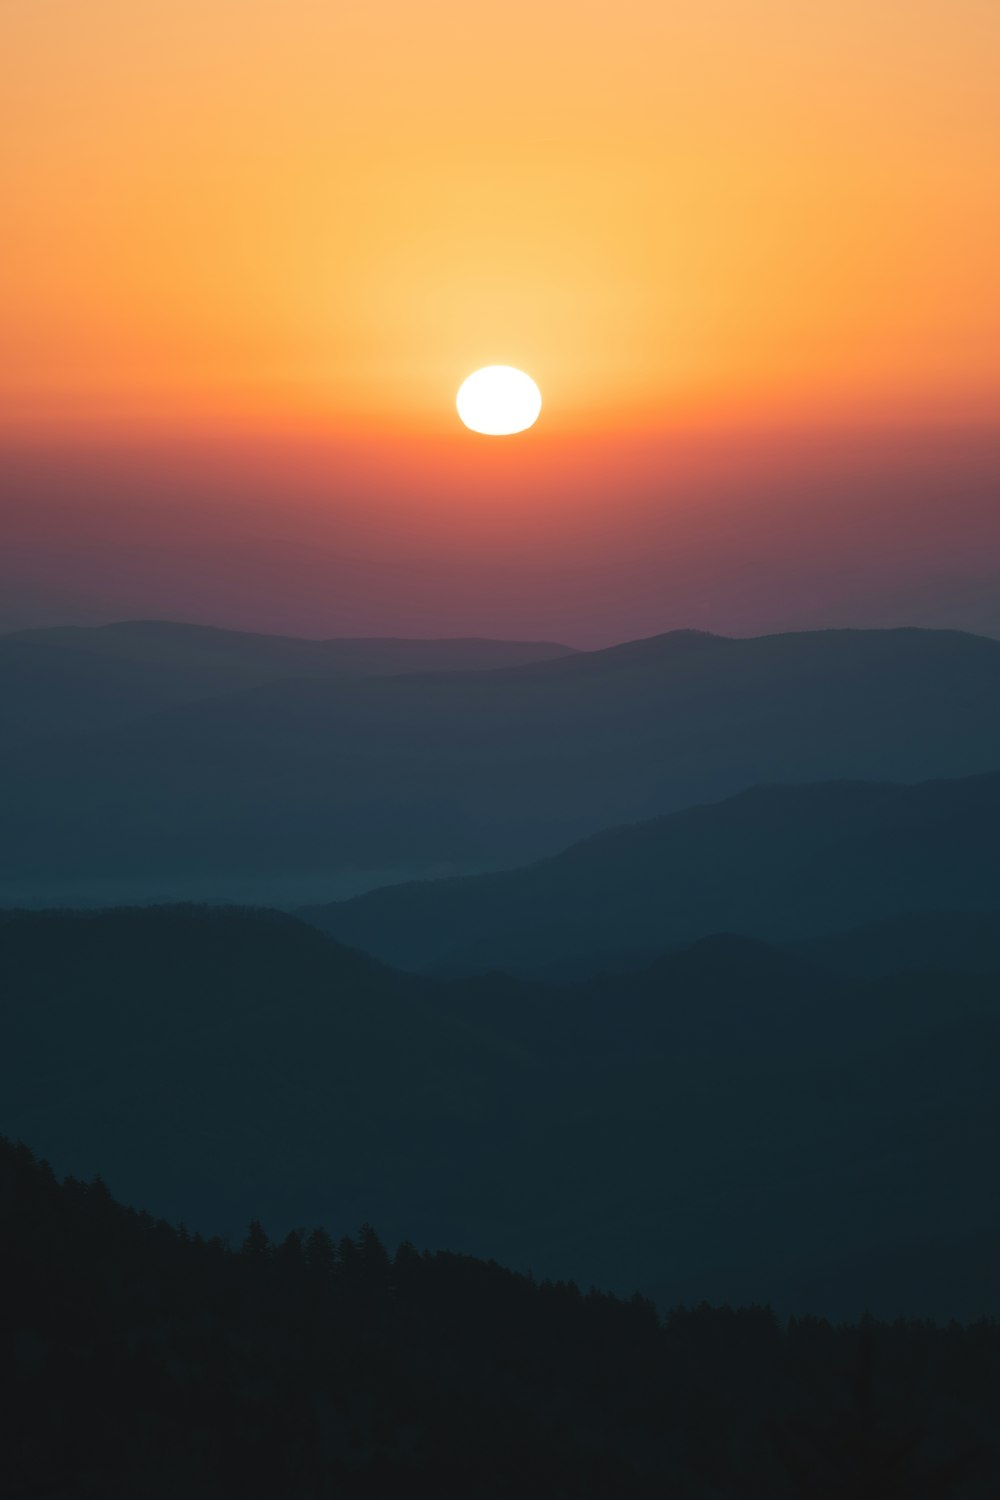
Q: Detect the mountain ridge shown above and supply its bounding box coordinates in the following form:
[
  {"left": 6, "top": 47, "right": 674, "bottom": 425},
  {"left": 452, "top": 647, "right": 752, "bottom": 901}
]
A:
[
  {"left": 0, "top": 621, "right": 578, "bottom": 752},
  {"left": 298, "top": 770, "right": 1000, "bottom": 976},
  {"left": 3, "top": 901, "right": 999, "bottom": 1319},
  {"left": 5, "top": 623, "right": 1000, "bottom": 902}
]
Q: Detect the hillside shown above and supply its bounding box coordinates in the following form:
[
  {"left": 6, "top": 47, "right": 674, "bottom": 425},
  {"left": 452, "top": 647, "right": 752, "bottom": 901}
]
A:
[
  {"left": 5, "top": 1136, "right": 996, "bottom": 1498},
  {"left": 796, "top": 908, "right": 1000, "bottom": 979},
  {"left": 3, "top": 625, "right": 1000, "bottom": 902},
  {"left": 2, "top": 904, "right": 999, "bottom": 1320},
  {"left": 0, "top": 619, "right": 576, "bottom": 749},
  {"left": 12, "top": 618, "right": 577, "bottom": 679},
  {"left": 299, "top": 771, "right": 1000, "bottom": 976}
]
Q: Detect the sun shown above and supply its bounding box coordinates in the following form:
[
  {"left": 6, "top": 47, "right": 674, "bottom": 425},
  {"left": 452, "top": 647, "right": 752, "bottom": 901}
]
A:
[{"left": 456, "top": 366, "right": 542, "bottom": 436}]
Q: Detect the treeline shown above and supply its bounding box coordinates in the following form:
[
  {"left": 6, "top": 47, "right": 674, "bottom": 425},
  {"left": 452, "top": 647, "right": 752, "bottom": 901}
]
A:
[{"left": 1, "top": 1136, "right": 997, "bottom": 1498}]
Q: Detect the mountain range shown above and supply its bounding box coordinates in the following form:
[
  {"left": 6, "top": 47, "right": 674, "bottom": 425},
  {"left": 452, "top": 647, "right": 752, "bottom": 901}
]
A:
[
  {"left": 3, "top": 901, "right": 998, "bottom": 1322},
  {"left": 299, "top": 770, "right": 1000, "bottom": 976},
  {"left": 0, "top": 618, "right": 576, "bottom": 749},
  {"left": 4, "top": 616, "right": 1000, "bottom": 1325},
  {"left": 3, "top": 622, "right": 1000, "bottom": 905}
]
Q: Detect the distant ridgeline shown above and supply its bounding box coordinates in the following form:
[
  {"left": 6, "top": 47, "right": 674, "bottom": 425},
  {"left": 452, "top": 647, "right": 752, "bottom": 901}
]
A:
[
  {"left": 2, "top": 902, "right": 1000, "bottom": 1323},
  {"left": 3, "top": 621, "right": 1000, "bottom": 901},
  {"left": 2, "top": 1136, "right": 997, "bottom": 1499}
]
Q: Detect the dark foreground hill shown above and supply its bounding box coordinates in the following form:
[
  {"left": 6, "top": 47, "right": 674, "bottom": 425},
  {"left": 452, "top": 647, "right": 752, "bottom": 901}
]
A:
[
  {"left": 299, "top": 771, "right": 1000, "bottom": 977},
  {"left": 3, "top": 1136, "right": 998, "bottom": 1500},
  {"left": 3, "top": 905, "right": 999, "bottom": 1320},
  {"left": 796, "top": 908, "right": 1000, "bottom": 979},
  {"left": 4, "top": 626, "right": 1000, "bottom": 900}
]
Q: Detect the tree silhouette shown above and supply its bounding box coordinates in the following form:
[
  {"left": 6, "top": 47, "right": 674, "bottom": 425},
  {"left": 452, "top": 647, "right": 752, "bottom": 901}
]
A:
[{"left": 1, "top": 1136, "right": 996, "bottom": 1499}]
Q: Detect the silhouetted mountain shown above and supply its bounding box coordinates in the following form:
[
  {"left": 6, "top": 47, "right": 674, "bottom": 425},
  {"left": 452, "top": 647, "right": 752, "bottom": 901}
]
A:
[
  {"left": 0, "top": 619, "right": 576, "bottom": 749},
  {"left": 14, "top": 618, "right": 578, "bottom": 677},
  {"left": 797, "top": 908, "right": 1000, "bottom": 979},
  {"left": 6, "top": 1136, "right": 997, "bottom": 1498},
  {"left": 0, "top": 634, "right": 211, "bottom": 749},
  {"left": 3, "top": 905, "right": 999, "bottom": 1320},
  {"left": 0, "top": 905, "right": 519, "bottom": 1242},
  {"left": 4, "top": 624, "right": 1000, "bottom": 902},
  {"left": 299, "top": 770, "right": 1000, "bottom": 976}
]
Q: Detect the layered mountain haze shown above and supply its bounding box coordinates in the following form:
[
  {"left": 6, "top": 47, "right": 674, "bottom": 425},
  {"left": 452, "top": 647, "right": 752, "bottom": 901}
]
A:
[
  {"left": 3, "top": 618, "right": 1000, "bottom": 1326},
  {"left": 0, "top": 619, "right": 576, "bottom": 749},
  {"left": 11, "top": 618, "right": 579, "bottom": 679},
  {"left": 300, "top": 770, "right": 1000, "bottom": 976},
  {"left": 3, "top": 903, "right": 999, "bottom": 1321},
  {"left": 2, "top": 622, "right": 1000, "bottom": 906}
]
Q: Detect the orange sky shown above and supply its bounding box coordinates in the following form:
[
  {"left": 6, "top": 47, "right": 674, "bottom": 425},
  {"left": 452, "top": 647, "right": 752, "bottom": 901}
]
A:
[{"left": 3, "top": 0, "right": 999, "bottom": 442}]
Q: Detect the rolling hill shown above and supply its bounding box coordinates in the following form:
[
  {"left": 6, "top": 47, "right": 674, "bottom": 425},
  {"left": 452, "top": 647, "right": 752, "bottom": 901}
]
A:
[
  {"left": 796, "top": 907, "right": 1000, "bottom": 979},
  {"left": 2, "top": 903, "right": 998, "bottom": 1321},
  {"left": 10, "top": 618, "right": 578, "bottom": 679},
  {"left": 298, "top": 770, "right": 1000, "bottom": 976},
  {"left": 7, "top": 1133, "right": 996, "bottom": 1498},
  {"left": 3, "top": 625, "right": 1000, "bottom": 903},
  {"left": 0, "top": 619, "right": 576, "bottom": 748}
]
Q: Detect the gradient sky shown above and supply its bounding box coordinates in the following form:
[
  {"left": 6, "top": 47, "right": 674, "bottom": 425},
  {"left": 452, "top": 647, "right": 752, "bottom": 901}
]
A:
[{"left": 2, "top": 1, "right": 999, "bottom": 641}]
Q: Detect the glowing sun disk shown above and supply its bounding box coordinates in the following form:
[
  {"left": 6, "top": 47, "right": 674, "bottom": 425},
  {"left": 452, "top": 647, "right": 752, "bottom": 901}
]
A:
[{"left": 456, "top": 366, "right": 542, "bottom": 436}]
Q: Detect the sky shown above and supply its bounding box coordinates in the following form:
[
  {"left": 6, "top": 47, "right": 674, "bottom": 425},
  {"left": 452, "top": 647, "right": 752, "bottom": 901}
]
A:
[{"left": 2, "top": 0, "right": 999, "bottom": 643}]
